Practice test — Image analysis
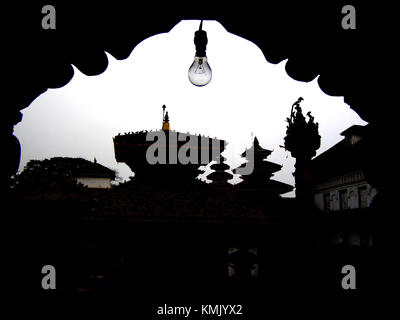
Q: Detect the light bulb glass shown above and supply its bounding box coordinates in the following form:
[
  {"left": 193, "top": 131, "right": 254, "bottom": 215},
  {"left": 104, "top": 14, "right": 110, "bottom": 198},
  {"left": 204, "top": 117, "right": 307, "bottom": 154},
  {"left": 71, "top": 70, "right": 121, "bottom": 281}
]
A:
[{"left": 188, "top": 56, "right": 212, "bottom": 87}]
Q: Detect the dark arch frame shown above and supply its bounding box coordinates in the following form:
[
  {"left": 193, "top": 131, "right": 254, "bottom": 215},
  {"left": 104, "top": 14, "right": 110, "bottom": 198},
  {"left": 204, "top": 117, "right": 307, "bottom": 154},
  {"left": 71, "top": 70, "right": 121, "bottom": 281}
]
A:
[
  {"left": 3, "top": 2, "right": 389, "bottom": 192},
  {"left": 3, "top": 2, "right": 397, "bottom": 307}
]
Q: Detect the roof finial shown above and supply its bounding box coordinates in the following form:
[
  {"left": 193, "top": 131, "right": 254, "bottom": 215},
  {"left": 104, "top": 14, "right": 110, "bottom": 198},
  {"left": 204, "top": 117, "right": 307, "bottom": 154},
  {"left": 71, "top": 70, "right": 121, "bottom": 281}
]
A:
[
  {"left": 162, "top": 104, "right": 166, "bottom": 122},
  {"left": 254, "top": 136, "right": 259, "bottom": 145},
  {"left": 162, "top": 105, "right": 170, "bottom": 130}
]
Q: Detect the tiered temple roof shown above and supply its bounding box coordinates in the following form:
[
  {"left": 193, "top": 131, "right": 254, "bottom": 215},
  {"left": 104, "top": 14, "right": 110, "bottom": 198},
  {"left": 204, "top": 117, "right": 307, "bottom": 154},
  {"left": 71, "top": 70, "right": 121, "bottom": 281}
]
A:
[
  {"left": 234, "top": 137, "right": 293, "bottom": 197},
  {"left": 207, "top": 155, "right": 233, "bottom": 185}
]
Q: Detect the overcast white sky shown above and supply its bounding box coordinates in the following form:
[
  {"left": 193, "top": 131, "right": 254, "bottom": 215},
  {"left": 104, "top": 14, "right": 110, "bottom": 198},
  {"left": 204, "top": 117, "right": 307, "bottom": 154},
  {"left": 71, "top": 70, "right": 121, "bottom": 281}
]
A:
[{"left": 14, "top": 20, "right": 367, "bottom": 197}]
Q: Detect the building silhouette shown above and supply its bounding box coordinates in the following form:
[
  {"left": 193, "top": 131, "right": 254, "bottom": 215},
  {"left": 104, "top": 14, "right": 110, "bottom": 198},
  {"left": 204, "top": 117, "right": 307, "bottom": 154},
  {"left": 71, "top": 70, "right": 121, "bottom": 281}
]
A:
[
  {"left": 8, "top": 102, "right": 386, "bottom": 318},
  {"left": 3, "top": 3, "right": 395, "bottom": 315},
  {"left": 311, "top": 124, "right": 377, "bottom": 259}
]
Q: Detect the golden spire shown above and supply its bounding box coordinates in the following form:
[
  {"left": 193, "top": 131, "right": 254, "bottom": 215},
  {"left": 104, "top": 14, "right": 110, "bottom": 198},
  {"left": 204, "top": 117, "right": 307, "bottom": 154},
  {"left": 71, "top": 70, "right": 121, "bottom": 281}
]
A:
[{"left": 162, "top": 105, "right": 170, "bottom": 130}]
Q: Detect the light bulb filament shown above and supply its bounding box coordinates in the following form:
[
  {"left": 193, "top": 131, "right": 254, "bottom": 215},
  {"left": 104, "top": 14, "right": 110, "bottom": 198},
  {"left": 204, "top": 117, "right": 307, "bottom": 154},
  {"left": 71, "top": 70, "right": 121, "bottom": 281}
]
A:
[{"left": 196, "top": 59, "right": 204, "bottom": 72}]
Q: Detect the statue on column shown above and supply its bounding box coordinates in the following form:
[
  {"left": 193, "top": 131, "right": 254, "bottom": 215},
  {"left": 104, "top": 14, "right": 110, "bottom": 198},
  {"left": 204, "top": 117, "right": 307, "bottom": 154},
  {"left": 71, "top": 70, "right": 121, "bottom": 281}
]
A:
[
  {"left": 284, "top": 97, "right": 320, "bottom": 203},
  {"left": 284, "top": 97, "right": 320, "bottom": 159}
]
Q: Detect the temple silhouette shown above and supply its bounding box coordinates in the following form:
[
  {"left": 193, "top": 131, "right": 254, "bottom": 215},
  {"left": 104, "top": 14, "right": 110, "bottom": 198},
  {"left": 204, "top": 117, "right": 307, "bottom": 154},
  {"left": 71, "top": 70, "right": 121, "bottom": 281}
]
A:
[
  {"left": 9, "top": 98, "right": 384, "bottom": 316},
  {"left": 107, "top": 105, "right": 297, "bottom": 229},
  {"left": 3, "top": 2, "right": 395, "bottom": 316},
  {"left": 12, "top": 103, "right": 310, "bottom": 297},
  {"left": 113, "top": 105, "right": 225, "bottom": 186}
]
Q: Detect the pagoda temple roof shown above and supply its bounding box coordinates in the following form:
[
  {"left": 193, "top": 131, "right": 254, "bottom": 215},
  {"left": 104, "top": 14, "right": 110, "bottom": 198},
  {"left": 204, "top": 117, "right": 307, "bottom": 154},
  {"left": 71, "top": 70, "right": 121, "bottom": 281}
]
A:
[
  {"left": 241, "top": 137, "right": 273, "bottom": 158},
  {"left": 234, "top": 136, "right": 293, "bottom": 196},
  {"left": 207, "top": 170, "right": 233, "bottom": 182},
  {"left": 235, "top": 136, "right": 283, "bottom": 174},
  {"left": 235, "top": 159, "right": 282, "bottom": 174}
]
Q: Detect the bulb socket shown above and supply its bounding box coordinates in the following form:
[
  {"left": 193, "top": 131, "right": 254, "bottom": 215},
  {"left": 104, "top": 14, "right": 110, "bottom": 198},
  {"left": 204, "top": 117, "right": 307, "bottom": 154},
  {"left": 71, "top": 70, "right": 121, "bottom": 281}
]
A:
[{"left": 194, "top": 29, "right": 208, "bottom": 57}]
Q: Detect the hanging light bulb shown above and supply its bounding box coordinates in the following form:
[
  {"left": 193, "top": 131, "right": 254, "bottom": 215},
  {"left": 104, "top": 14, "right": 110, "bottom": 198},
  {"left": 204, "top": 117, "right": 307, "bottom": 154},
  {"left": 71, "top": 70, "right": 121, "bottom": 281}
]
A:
[
  {"left": 188, "top": 20, "right": 212, "bottom": 86},
  {"left": 188, "top": 56, "right": 212, "bottom": 87}
]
